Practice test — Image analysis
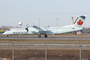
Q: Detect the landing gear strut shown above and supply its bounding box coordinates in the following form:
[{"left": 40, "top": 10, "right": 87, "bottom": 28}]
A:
[
  {"left": 38, "top": 34, "right": 41, "bottom": 38},
  {"left": 7, "top": 35, "right": 9, "bottom": 37}
]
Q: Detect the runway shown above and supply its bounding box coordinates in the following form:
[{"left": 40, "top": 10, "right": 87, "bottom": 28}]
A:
[
  {"left": 0, "top": 36, "right": 90, "bottom": 48},
  {"left": 0, "top": 37, "right": 90, "bottom": 40},
  {"left": 0, "top": 43, "right": 90, "bottom": 48}
]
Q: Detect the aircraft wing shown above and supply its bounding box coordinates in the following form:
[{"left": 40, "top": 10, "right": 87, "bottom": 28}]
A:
[
  {"left": 32, "top": 26, "right": 44, "bottom": 31},
  {"left": 32, "top": 26, "right": 46, "bottom": 34}
]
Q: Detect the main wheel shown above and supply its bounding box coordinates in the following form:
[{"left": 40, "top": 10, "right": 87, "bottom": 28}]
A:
[{"left": 44, "top": 34, "right": 47, "bottom": 38}]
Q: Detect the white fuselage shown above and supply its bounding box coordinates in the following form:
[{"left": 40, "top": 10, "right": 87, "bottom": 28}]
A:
[
  {"left": 3, "top": 15, "right": 86, "bottom": 37},
  {"left": 3, "top": 25, "right": 82, "bottom": 35}
]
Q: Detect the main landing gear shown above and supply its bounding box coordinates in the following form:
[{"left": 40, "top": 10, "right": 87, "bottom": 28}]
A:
[
  {"left": 44, "top": 34, "right": 47, "bottom": 38},
  {"left": 38, "top": 34, "right": 47, "bottom": 38},
  {"left": 38, "top": 34, "right": 41, "bottom": 38}
]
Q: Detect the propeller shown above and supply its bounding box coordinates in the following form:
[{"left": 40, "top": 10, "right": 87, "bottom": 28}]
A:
[{"left": 25, "top": 24, "right": 29, "bottom": 32}]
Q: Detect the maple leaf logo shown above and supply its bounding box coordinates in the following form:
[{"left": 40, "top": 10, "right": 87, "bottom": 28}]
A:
[{"left": 77, "top": 20, "right": 83, "bottom": 25}]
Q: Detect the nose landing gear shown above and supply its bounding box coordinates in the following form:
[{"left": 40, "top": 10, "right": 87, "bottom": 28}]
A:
[{"left": 7, "top": 35, "right": 9, "bottom": 37}]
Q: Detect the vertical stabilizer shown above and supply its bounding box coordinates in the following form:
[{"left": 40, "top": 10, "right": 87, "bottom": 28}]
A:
[{"left": 74, "top": 15, "right": 86, "bottom": 28}]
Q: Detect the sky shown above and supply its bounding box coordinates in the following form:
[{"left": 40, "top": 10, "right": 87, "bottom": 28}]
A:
[{"left": 0, "top": 0, "right": 90, "bottom": 28}]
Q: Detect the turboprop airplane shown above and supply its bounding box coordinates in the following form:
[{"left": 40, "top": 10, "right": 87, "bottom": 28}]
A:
[{"left": 3, "top": 15, "right": 86, "bottom": 37}]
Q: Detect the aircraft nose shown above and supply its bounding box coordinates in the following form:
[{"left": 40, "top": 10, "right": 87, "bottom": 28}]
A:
[
  {"left": 3, "top": 32, "right": 6, "bottom": 35},
  {"left": 3, "top": 32, "right": 7, "bottom": 35}
]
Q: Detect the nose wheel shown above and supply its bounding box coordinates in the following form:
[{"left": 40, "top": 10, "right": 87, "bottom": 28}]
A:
[{"left": 7, "top": 35, "right": 9, "bottom": 37}]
